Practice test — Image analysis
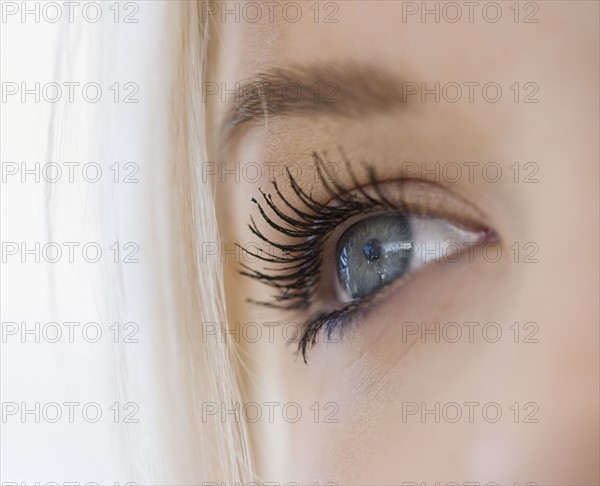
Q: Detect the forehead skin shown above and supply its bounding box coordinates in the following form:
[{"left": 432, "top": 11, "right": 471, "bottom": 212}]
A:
[{"left": 210, "top": 1, "right": 599, "bottom": 484}]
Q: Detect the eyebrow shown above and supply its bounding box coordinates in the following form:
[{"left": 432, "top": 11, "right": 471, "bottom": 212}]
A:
[{"left": 219, "top": 63, "right": 408, "bottom": 143}]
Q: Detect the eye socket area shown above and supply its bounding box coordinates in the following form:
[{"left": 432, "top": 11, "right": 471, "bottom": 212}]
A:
[{"left": 238, "top": 158, "right": 499, "bottom": 362}]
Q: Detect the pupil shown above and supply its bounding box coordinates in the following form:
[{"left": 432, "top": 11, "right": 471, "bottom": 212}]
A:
[{"left": 363, "top": 238, "right": 383, "bottom": 262}]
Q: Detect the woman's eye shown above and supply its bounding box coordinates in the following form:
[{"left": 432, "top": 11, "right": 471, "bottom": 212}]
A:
[
  {"left": 239, "top": 152, "right": 497, "bottom": 360},
  {"left": 335, "top": 212, "right": 485, "bottom": 301}
]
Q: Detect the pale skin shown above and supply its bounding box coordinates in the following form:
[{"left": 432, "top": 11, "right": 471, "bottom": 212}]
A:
[{"left": 208, "top": 1, "right": 599, "bottom": 484}]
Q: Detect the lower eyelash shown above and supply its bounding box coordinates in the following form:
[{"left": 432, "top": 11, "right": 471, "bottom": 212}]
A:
[
  {"left": 299, "top": 296, "right": 373, "bottom": 362},
  {"left": 238, "top": 149, "right": 402, "bottom": 362}
]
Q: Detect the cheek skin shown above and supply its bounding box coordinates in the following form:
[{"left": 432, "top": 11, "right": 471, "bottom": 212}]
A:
[
  {"left": 290, "top": 249, "right": 597, "bottom": 484},
  {"left": 286, "top": 252, "right": 511, "bottom": 482}
]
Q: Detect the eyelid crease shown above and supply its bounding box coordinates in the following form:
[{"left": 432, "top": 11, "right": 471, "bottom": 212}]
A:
[
  {"left": 335, "top": 179, "right": 491, "bottom": 231},
  {"left": 304, "top": 148, "right": 492, "bottom": 232}
]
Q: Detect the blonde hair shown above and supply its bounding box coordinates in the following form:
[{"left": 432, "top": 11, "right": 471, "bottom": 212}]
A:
[
  {"left": 8, "top": 1, "right": 254, "bottom": 483},
  {"left": 169, "top": 1, "right": 254, "bottom": 482}
]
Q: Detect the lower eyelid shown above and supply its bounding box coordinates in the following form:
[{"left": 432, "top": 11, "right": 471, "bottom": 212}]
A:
[{"left": 300, "top": 235, "right": 491, "bottom": 359}]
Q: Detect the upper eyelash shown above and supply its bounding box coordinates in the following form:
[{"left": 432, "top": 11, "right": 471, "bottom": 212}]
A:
[{"left": 238, "top": 149, "right": 405, "bottom": 362}]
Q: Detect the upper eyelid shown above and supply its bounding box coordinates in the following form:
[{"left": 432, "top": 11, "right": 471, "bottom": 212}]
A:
[
  {"left": 293, "top": 150, "right": 489, "bottom": 229},
  {"left": 323, "top": 178, "right": 488, "bottom": 230}
]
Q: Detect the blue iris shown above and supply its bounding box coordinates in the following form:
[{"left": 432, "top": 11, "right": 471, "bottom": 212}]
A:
[{"left": 337, "top": 213, "right": 413, "bottom": 299}]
